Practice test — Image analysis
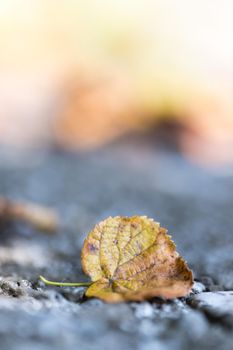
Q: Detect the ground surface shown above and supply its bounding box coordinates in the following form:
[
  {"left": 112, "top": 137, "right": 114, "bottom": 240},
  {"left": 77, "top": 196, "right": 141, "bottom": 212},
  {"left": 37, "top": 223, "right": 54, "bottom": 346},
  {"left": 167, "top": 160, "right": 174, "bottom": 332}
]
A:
[{"left": 0, "top": 136, "right": 232, "bottom": 350}]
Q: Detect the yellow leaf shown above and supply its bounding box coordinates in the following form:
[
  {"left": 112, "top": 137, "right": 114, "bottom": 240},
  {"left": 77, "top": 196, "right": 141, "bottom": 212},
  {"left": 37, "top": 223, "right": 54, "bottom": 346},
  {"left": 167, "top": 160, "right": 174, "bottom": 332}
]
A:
[{"left": 81, "top": 216, "right": 193, "bottom": 302}]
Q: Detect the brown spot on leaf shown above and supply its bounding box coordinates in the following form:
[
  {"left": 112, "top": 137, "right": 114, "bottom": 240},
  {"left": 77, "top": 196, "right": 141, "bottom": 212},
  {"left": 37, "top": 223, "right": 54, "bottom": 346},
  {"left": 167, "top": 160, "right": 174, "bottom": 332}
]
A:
[{"left": 87, "top": 243, "right": 97, "bottom": 253}]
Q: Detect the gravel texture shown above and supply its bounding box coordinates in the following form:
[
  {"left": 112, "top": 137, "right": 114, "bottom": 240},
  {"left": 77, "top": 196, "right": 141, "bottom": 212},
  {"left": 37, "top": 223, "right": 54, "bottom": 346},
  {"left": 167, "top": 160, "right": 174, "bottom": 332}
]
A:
[{"left": 0, "top": 136, "right": 232, "bottom": 350}]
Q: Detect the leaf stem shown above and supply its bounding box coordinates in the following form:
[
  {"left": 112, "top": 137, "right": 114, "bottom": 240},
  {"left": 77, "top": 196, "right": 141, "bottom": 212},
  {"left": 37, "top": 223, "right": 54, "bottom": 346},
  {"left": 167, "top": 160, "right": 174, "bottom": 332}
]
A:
[{"left": 39, "top": 275, "right": 92, "bottom": 287}]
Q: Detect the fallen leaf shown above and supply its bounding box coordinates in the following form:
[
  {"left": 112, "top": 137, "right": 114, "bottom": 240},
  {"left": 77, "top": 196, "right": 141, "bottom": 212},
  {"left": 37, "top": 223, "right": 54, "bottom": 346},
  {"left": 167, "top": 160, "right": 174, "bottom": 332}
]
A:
[
  {"left": 81, "top": 216, "right": 193, "bottom": 302},
  {"left": 40, "top": 216, "right": 193, "bottom": 302},
  {"left": 0, "top": 197, "right": 58, "bottom": 233}
]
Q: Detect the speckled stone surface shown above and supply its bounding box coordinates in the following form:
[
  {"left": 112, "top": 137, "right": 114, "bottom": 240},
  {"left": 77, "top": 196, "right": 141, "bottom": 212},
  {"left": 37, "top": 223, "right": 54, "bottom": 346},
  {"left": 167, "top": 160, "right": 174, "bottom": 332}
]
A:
[{"left": 0, "top": 137, "right": 232, "bottom": 350}]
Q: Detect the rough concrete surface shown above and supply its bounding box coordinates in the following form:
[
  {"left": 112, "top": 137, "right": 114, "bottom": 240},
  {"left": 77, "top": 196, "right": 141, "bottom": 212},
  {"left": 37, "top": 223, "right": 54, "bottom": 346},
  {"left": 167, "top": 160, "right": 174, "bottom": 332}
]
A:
[{"left": 0, "top": 136, "right": 232, "bottom": 350}]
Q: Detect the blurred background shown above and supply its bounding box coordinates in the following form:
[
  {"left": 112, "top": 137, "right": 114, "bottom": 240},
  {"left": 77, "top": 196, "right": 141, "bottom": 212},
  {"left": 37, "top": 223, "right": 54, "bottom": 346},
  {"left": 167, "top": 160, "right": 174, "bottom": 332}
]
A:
[{"left": 0, "top": 0, "right": 233, "bottom": 167}]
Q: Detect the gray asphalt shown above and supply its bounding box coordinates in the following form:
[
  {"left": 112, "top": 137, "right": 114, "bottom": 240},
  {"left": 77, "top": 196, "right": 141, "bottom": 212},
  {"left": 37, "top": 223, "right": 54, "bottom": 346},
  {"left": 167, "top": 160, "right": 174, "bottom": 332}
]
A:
[{"left": 0, "top": 137, "right": 232, "bottom": 350}]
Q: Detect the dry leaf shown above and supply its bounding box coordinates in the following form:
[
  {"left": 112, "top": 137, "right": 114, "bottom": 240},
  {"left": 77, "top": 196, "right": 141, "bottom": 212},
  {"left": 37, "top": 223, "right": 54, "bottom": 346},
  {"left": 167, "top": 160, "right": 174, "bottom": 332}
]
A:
[
  {"left": 81, "top": 216, "right": 193, "bottom": 302},
  {"left": 40, "top": 216, "right": 193, "bottom": 302},
  {"left": 0, "top": 197, "right": 58, "bottom": 233}
]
